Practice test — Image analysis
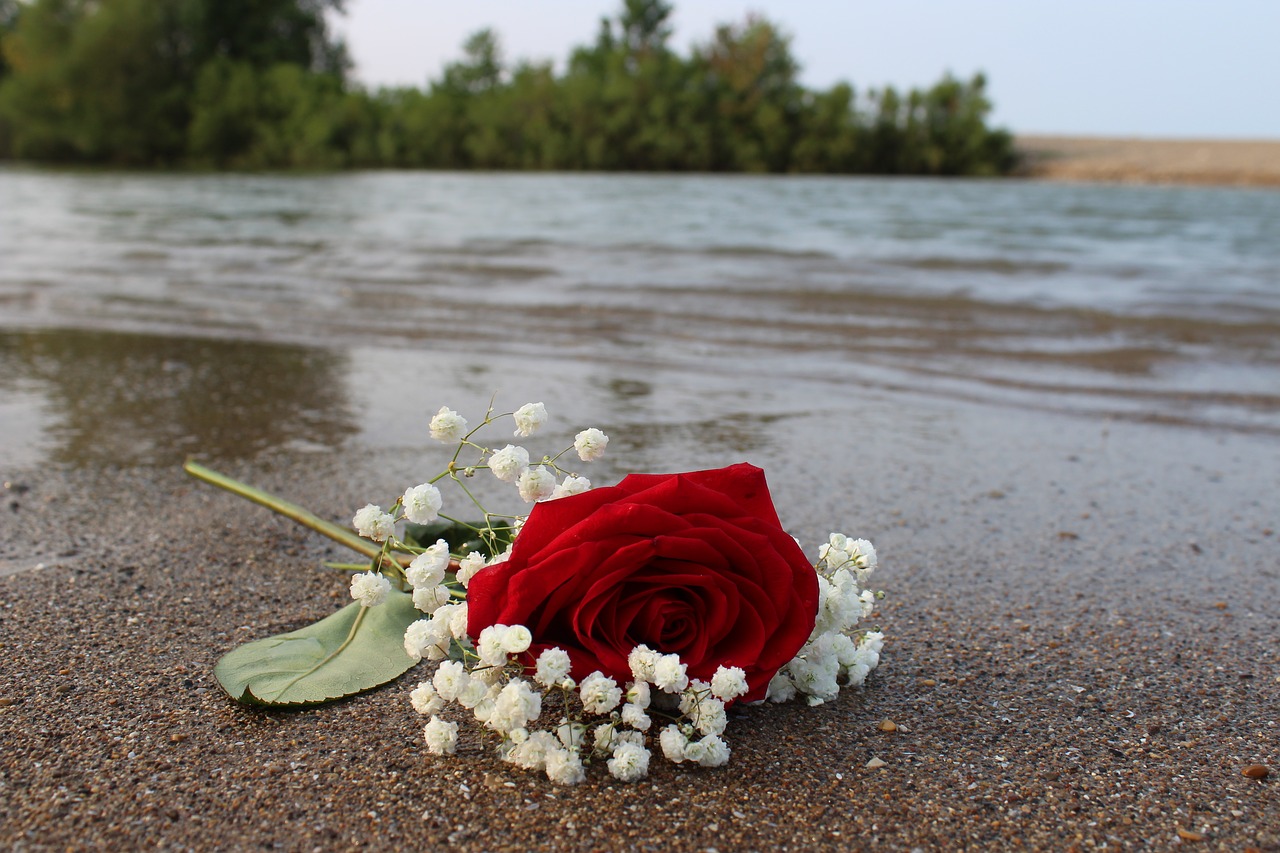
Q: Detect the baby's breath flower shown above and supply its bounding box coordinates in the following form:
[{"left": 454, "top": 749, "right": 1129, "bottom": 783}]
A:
[
  {"left": 710, "top": 666, "right": 748, "bottom": 702},
  {"left": 534, "top": 647, "right": 572, "bottom": 687},
  {"left": 573, "top": 428, "right": 609, "bottom": 462},
  {"left": 432, "top": 660, "right": 468, "bottom": 701},
  {"left": 471, "top": 694, "right": 498, "bottom": 725},
  {"left": 556, "top": 720, "right": 587, "bottom": 750},
  {"left": 500, "top": 624, "right": 533, "bottom": 654},
  {"left": 444, "top": 602, "right": 469, "bottom": 640},
  {"left": 592, "top": 723, "right": 617, "bottom": 753},
  {"left": 827, "top": 632, "right": 858, "bottom": 667},
  {"left": 349, "top": 571, "right": 391, "bottom": 607},
  {"left": 842, "top": 632, "right": 884, "bottom": 687},
  {"left": 544, "top": 747, "right": 585, "bottom": 785},
  {"left": 625, "top": 680, "right": 651, "bottom": 709},
  {"left": 627, "top": 645, "right": 659, "bottom": 683},
  {"left": 455, "top": 551, "right": 486, "bottom": 588},
  {"left": 517, "top": 466, "right": 557, "bottom": 502},
  {"left": 429, "top": 406, "right": 468, "bottom": 442},
  {"left": 658, "top": 725, "right": 687, "bottom": 762},
  {"left": 476, "top": 625, "right": 511, "bottom": 667},
  {"left": 849, "top": 538, "right": 878, "bottom": 571},
  {"left": 620, "top": 702, "right": 651, "bottom": 731},
  {"left": 412, "top": 584, "right": 451, "bottom": 614},
  {"left": 456, "top": 676, "right": 490, "bottom": 709},
  {"left": 351, "top": 504, "right": 394, "bottom": 542},
  {"left": 404, "top": 618, "right": 450, "bottom": 662},
  {"left": 410, "top": 681, "right": 445, "bottom": 715},
  {"left": 615, "top": 730, "right": 645, "bottom": 748},
  {"left": 489, "top": 445, "right": 530, "bottom": 483},
  {"left": 406, "top": 540, "right": 450, "bottom": 588},
  {"left": 692, "top": 699, "right": 727, "bottom": 737},
  {"left": 401, "top": 483, "right": 443, "bottom": 525},
  {"left": 696, "top": 734, "right": 731, "bottom": 767},
  {"left": 579, "top": 672, "right": 623, "bottom": 715},
  {"left": 678, "top": 682, "right": 706, "bottom": 716},
  {"left": 549, "top": 475, "right": 592, "bottom": 500},
  {"left": 788, "top": 654, "right": 839, "bottom": 702},
  {"left": 506, "top": 730, "right": 559, "bottom": 771},
  {"left": 513, "top": 402, "right": 548, "bottom": 437},
  {"left": 491, "top": 679, "right": 541, "bottom": 732},
  {"left": 652, "top": 654, "right": 689, "bottom": 693},
  {"left": 423, "top": 717, "right": 459, "bottom": 755},
  {"left": 607, "top": 742, "right": 650, "bottom": 782},
  {"left": 766, "top": 669, "right": 797, "bottom": 703}
]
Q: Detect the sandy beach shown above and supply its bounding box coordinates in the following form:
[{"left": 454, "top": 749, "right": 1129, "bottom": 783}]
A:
[
  {"left": 1015, "top": 135, "right": 1280, "bottom": 188},
  {"left": 1, "top": 386, "right": 1276, "bottom": 851}
]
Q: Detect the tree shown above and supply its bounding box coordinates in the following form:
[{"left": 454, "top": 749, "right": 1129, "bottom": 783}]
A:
[
  {"left": 694, "top": 15, "right": 803, "bottom": 171},
  {"left": 188, "top": 0, "right": 349, "bottom": 74},
  {"left": 791, "top": 82, "right": 862, "bottom": 172},
  {"left": 618, "top": 0, "right": 673, "bottom": 60},
  {"left": 440, "top": 28, "right": 503, "bottom": 94},
  {"left": 0, "top": 0, "right": 19, "bottom": 79},
  {"left": 0, "top": 0, "right": 1017, "bottom": 174},
  {"left": 0, "top": 0, "right": 350, "bottom": 164}
]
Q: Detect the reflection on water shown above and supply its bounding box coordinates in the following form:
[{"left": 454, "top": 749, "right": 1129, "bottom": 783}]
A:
[
  {"left": 0, "top": 330, "right": 354, "bottom": 467},
  {"left": 0, "top": 168, "right": 1278, "bottom": 468}
]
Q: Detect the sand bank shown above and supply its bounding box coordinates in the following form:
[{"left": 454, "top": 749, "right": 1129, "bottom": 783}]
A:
[{"left": 1015, "top": 135, "right": 1280, "bottom": 188}]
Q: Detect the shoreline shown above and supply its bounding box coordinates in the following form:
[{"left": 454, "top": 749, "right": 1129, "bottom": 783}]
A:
[
  {"left": 1014, "top": 135, "right": 1280, "bottom": 188},
  {"left": 4, "top": 136, "right": 1279, "bottom": 188}
]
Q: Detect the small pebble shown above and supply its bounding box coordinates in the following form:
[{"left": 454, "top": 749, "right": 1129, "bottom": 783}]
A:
[
  {"left": 1241, "top": 764, "right": 1269, "bottom": 779},
  {"left": 1175, "top": 828, "right": 1203, "bottom": 842},
  {"left": 878, "top": 719, "right": 898, "bottom": 732},
  {"left": 921, "top": 678, "right": 937, "bottom": 687},
  {"left": 865, "top": 757, "right": 887, "bottom": 769}
]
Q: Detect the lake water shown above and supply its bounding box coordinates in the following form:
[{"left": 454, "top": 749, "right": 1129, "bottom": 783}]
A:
[{"left": 1, "top": 168, "right": 1278, "bottom": 469}]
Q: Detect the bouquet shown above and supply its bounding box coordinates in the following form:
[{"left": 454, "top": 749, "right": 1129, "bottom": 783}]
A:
[{"left": 187, "top": 400, "right": 884, "bottom": 784}]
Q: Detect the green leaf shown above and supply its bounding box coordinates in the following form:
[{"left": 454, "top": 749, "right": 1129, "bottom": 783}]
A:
[{"left": 214, "top": 590, "right": 421, "bottom": 707}]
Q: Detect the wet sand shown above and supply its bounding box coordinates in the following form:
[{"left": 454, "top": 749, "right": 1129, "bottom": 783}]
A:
[
  {"left": 1016, "top": 135, "right": 1280, "bottom": 188},
  {"left": 1, "top": 375, "right": 1276, "bottom": 850}
]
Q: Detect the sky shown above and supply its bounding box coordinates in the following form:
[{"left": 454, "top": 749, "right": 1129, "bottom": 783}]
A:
[{"left": 333, "top": 1, "right": 1280, "bottom": 140}]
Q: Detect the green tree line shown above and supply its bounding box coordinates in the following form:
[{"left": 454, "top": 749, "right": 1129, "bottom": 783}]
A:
[{"left": 0, "top": 0, "right": 1017, "bottom": 174}]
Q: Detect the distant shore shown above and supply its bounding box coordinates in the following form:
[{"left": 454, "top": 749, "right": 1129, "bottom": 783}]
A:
[{"left": 1015, "top": 135, "right": 1280, "bottom": 187}]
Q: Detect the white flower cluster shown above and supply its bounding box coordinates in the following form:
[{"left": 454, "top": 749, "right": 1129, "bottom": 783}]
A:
[
  {"left": 345, "top": 401, "right": 611, "bottom": 610},
  {"left": 766, "top": 533, "right": 884, "bottom": 705},
  {"left": 489, "top": 426, "right": 605, "bottom": 504},
  {"left": 432, "top": 401, "right": 608, "bottom": 505},
  {"left": 408, "top": 638, "right": 750, "bottom": 785}
]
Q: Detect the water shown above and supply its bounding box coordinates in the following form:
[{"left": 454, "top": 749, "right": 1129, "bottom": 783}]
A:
[{"left": 1, "top": 167, "right": 1278, "bottom": 469}]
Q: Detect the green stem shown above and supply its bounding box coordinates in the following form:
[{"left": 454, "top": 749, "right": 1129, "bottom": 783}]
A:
[{"left": 183, "top": 459, "right": 388, "bottom": 562}]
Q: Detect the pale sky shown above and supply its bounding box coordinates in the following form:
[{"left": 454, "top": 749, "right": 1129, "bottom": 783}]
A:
[{"left": 334, "top": 1, "right": 1280, "bottom": 140}]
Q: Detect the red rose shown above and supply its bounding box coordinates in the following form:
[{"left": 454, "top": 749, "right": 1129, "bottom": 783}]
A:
[{"left": 467, "top": 463, "right": 818, "bottom": 702}]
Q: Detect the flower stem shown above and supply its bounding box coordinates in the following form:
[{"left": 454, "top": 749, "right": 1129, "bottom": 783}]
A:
[{"left": 183, "top": 460, "right": 406, "bottom": 566}]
